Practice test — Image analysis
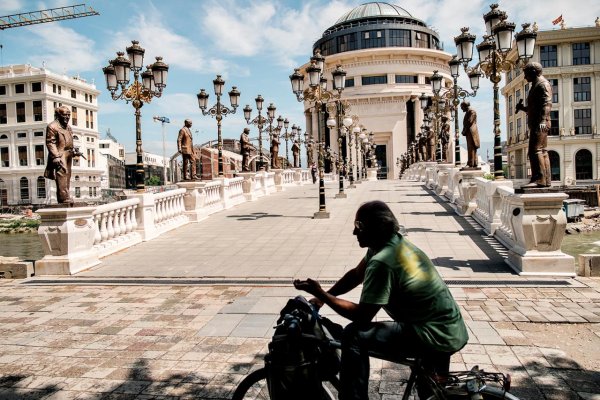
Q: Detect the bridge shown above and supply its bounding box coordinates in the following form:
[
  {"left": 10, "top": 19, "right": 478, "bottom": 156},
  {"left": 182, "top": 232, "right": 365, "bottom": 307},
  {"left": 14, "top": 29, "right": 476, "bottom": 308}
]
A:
[{"left": 2, "top": 167, "right": 599, "bottom": 399}]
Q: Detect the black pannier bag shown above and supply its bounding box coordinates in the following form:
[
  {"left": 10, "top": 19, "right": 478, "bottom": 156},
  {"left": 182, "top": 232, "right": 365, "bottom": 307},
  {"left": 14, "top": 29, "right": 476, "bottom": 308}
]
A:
[{"left": 265, "top": 296, "right": 341, "bottom": 400}]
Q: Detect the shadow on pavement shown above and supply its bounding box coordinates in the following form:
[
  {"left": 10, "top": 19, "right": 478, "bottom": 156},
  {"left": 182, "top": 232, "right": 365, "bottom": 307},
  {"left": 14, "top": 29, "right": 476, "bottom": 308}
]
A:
[{"left": 227, "top": 212, "right": 311, "bottom": 221}]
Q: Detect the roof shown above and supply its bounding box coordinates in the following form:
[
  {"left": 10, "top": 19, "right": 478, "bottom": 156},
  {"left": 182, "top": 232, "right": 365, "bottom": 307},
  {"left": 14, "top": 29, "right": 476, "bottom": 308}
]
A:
[{"left": 334, "top": 2, "right": 413, "bottom": 24}]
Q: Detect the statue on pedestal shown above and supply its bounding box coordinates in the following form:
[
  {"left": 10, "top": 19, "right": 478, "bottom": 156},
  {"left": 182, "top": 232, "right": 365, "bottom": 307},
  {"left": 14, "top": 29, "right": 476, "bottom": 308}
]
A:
[
  {"left": 291, "top": 139, "right": 300, "bottom": 168},
  {"left": 460, "top": 101, "right": 480, "bottom": 168},
  {"left": 240, "top": 127, "right": 254, "bottom": 172},
  {"left": 426, "top": 127, "right": 436, "bottom": 161},
  {"left": 271, "top": 132, "right": 280, "bottom": 169},
  {"left": 178, "top": 119, "right": 197, "bottom": 180},
  {"left": 440, "top": 116, "right": 450, "bottom": 162},
  {"left": 418, "top": 133, "right": 427, "bottom": 162},
  {"left": 516, "top": 62, "right": 552, "bottom": 188},
  {"left": 44, "top": 106, "right": 75, "bottom": 204}
]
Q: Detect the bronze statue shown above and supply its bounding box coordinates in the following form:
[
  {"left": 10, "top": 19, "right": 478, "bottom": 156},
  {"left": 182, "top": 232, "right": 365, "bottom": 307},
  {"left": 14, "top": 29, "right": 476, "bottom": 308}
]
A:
[
  {"left": 271, "top": 132, "right": 280, "bottom": 168},
  {"left": 178, "top": 119, "right": 197, "bottom": 180},
  {"left": 461, "top": 101, "right": 480, "bottom": 168},
  {"left": 291, "top": 139, "right": 300, "bottom": 168},
  {"left": 426, "top": 127, "right": 436, "bottom": 161},
  {"left": 516, "top": 62, "right": 552, "bottom": 187},
  {"left": 44, "top": 106, "right": 75, "bottom": 204},
  {"left": 440, "top": 116, "right": 450, "bottom": 162},
  {"left": 418, "top": 133, "right": 427, "bottom": 162},
  {"left": 240, "top": 127, "right": 254, "bottom": 172}
]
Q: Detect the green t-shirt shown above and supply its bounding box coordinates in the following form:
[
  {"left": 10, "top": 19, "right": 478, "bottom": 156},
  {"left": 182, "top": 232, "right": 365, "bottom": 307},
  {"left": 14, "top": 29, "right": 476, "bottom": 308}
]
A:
[{"left": 360, "top": 233, "right": 468, "bottom": 353}]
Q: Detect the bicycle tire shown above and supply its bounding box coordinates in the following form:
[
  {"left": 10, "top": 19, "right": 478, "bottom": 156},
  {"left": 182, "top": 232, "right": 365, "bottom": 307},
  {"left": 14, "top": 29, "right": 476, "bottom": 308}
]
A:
[
  {"left": 480, "top": 385, "right": 520, "bottom": 399},
  {"left": 231, "top": 367, "right": 339, "bottom": 400}
]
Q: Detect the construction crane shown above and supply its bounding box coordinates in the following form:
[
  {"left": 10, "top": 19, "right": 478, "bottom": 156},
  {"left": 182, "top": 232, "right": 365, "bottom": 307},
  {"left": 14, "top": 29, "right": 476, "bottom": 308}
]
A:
[{"left": 0, "top": 3, "right": 99, "bottom": 30}]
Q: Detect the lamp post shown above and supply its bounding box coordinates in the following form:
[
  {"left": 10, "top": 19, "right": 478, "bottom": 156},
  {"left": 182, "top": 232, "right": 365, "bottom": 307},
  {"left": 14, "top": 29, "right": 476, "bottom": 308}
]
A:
[
  {"left": 102, "top": 40, "right": 169, "bottom": 192},
  {"left": 447, "top": 56, "right": 479, "bottom": 167},
  {"left": 196, "top": 75, "right": 240, "bottom": 178},
  {"left": 244, "top": 96, "right": 275, "bottom": 171},
  {"left": 281, "top": 117, "right": 292, "bottom": 168},
  {"left": 326, "top": 101, "right": 351, "bottom": 198},
  {"left": 454, "top": 4, "right": 536, "bottom": 179},
  {"left": 290, "top": 53, "right": 347, "bottom": 219},
  {"left": 152, "top": 116, "right": 170, "bottom": 185}
]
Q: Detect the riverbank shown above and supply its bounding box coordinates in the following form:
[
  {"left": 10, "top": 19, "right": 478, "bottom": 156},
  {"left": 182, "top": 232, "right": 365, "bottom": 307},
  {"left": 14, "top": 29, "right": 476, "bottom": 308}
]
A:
[
  {"left": 0, "top": 214, "right": 40, "bottom": 234},
  {"left": 566, "top": 209, "right": 600, "bottom": 234}
]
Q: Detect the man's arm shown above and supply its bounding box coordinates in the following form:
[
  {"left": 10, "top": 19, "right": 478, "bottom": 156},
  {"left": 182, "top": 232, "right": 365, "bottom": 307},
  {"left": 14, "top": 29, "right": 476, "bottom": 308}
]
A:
[{"left": 293, "top": 277, "right": 380, "bottom": 323}]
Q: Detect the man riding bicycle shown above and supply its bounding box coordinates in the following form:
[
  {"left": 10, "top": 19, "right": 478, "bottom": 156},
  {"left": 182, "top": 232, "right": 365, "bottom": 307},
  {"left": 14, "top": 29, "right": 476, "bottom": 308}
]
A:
[{"left": 294, "top": 200, "right": 469, "bottom": 400}]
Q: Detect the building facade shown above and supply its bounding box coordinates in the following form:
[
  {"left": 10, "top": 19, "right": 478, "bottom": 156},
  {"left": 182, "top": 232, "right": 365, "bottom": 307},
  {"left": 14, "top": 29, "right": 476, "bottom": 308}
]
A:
[
  {"left": 503, "top": 21, "right": 600, "bottom": 185},
  {"left": 125, "top": 151, "right": 171, "bottom": 188},
  {"left": 308, "top": 2, "right": 452, "bottom": 179},
  {"left": 98, "top": 138, "right": 126, "bottom": 191},
  {"left": 0, "top": 64, "right": 102, "bottom": 206}
]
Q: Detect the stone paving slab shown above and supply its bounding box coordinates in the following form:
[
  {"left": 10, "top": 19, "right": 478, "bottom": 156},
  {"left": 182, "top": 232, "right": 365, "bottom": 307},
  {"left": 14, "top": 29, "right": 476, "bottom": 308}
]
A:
[{"left": 1, "top": 277, "right": 599, "bottom": 399}]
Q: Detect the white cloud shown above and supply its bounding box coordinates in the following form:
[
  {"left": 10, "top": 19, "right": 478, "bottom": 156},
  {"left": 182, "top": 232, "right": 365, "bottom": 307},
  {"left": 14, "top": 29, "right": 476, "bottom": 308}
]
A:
[
  {"left": 0, "top": 0, "right": 23, "bottom": 13},
  {"left": 108, "top": 6, "right": 228, "bottom": 75},
  {"left": 201, "top": 0, "right": 354, "bottom": 67},
  {"left": 24, "top": 23, "right": 97, "bottom": 73}
]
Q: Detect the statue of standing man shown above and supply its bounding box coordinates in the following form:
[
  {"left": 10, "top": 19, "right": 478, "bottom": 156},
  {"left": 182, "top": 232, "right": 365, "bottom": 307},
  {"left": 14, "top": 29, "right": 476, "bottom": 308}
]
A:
[
  {"left": 461, "top": 101, "right": 480, "bottom": 168},
  {"left": 240, "top": 127, "right": 254, "bottom": 172},
  {"left": 44, "top": 106, "right": 75, "bottom": 204},
  {"left": 516, "top": 62, "right": 552, "bottom": 188},
  {"left": 178, "top": 119, "right": 197, "bottom": 180},
  {"left": 271, "top": 131, "right": 280, "bottom": 169},
  {"left": 291, "top": 139, "right": 300, "bottom": 168},
  {"left": 440, "top": 116, "right": 450, "bottom": 162}
]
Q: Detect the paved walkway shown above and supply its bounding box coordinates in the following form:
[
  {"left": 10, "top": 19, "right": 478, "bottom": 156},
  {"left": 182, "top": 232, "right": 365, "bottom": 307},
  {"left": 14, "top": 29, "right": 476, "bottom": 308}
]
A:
[{"left": 1, "top": 179, "right": 599, "bottom": 399}]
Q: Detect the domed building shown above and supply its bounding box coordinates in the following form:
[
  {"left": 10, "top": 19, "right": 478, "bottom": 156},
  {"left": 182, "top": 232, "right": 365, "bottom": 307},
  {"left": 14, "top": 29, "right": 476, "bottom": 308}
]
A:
[{"left": 303, "top": 2, "right": 452, "bottom": 179}]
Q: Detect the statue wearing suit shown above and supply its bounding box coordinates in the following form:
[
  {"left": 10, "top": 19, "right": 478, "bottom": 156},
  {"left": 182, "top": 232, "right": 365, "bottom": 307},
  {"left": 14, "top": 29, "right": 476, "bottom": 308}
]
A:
[
  {"left": 461, "top": 101, "right": 480, "bottom": 168},
  {"left": 44, "top": 106, "right": 74, "bottom": 204},
  {"left": 516, "top": 62, "right": 552, "bottom": 187},
  {"left": 178, "top": 119, "right": 197, "bottom": 180}
]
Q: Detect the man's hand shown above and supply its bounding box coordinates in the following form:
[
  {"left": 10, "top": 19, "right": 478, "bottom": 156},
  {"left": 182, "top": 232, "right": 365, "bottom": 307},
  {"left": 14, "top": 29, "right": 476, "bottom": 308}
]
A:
[
  {"left": 293, "top": 278, "right": 324, "bottom": 299},
  {"left": 515, "top": 99, "right": 525, "bottom": 112},
  {"left": 539, "top": 123, "right": 548, "bottom": 132},
  {"left": 52, "top": 157, "right": 65, "bottom": 172}
]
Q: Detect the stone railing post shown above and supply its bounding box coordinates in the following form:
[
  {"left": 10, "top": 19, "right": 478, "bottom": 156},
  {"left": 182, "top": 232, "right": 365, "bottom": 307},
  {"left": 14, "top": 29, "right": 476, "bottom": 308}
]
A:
[
  {"left": 494, "top": 191, "right": 575, "bottom": 276},
  {"left": 434, "top": 163, "right": 453, "bottom": 196},
  {"left": 273, "top": 169, "right": 284, "bottom": 191},
  {"left": 177, "top": 181, "right": 208, "bottom": 222},
  {"left": 36, "top": 206, "right": 100, "bottom": 275},
  {"left": 366, "top": 167, "right": 378, "bottom": 181},
  {"left": 444, "top": 167, "right": 461, "bottom": 203},
  {"left": 453, "top": 169, "right": 485, "bottom": 216},
  {"left": 127, "top": 192, "right": 159, "bottom": 241}
]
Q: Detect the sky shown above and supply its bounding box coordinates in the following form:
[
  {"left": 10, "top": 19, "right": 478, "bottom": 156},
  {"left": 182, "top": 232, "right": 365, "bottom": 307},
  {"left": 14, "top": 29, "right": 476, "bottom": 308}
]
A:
[{"left": 0, "top": 0, "right": 598, "bottom": 162}]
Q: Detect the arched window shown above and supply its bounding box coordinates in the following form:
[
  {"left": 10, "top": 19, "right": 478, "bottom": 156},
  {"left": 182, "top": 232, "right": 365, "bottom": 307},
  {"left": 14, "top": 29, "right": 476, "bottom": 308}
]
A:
[
  {"left": 548, "top": 151, "right": 560, "bottom": 181},
  {"left": 37, "top": 176, "right": 46, "bottom": 199},
  {"left": 74, "top": 175, "right": 80, "bottom": 182},
  {"left": 575, "top": 149, "right": 593, "bottom": 180},
  {"left": 73, "top": 135, "right": 80, "bottom": 141},
  {"left": 20, "top": 177, "right": 29, "bottom": 201},
  {"left": 0, "top": 178, "right": 7, "bottom": 206},
  {"left": 0, "top": 134, "right": 7, "bottom": 140}
]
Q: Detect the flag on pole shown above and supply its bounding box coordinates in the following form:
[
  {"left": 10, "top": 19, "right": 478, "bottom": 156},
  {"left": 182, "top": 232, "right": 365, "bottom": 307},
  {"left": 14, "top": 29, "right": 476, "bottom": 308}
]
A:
[{"left": 552, "top": 15, "right": 563, "bottom": 25}]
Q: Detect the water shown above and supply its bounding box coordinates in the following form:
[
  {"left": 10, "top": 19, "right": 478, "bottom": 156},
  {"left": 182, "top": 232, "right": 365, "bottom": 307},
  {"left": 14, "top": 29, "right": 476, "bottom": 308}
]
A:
[
  {"left": 0, "top": 232, "right": 44, "bottom": 261},
  {"left": 561, "top": 231, "right": 600, "bottom": 260},
  {"left": 0, "top": 229, "right": 597, "bottom": 265}
]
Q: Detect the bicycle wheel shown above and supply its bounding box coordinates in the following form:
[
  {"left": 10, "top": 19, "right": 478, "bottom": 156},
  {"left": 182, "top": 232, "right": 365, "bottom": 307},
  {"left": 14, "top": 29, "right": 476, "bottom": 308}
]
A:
[
  {"left": 480, "top": 386, "right": 520, "bottom": 399},
  {"left": 231, "top": 368, "right": 339, "bottom": 400}
]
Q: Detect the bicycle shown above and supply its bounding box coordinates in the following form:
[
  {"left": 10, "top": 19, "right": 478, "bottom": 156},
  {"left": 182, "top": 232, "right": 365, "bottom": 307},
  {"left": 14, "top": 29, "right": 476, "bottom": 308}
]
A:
[{"left": 232, "top": 296, "right": 519, "bottom": 400}]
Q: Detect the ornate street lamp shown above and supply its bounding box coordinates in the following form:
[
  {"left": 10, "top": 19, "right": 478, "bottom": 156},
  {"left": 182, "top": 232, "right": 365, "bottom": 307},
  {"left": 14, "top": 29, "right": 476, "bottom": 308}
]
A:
[
  {"left": 196, "top": 75, "right": 240, "bottom": 178},
  {"left": 244, "top": 96, "right": 275, "bottom": 170},
  {"left": 103, "top": 40, "right": 169, "bottom": 192},
  {"left": 281, "top": 117, "right": 292, "bottom": 167},
  {"left": 455, "top": 4, "right": 537, "bottom": 179},
  {"left": 290, "top": 52, "right": 346, "bottom": 219}
]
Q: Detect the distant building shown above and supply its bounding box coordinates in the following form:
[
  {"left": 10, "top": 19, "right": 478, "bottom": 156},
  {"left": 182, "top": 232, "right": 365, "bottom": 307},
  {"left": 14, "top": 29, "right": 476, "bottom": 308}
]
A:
[
  {"left": 97, "top": 138, "right": 126, "bottom": 190},
  {"left": 309, "top": 2, "right": 451, "bottom": 179},
  {"left": 503, "top": 21, "right": 600, "bottom": 185},
  {"left": 0, "top": 64, "right": 102, "bottom": 206},
  {"left": 125, "top": 151, "right": 171, "bottom": 188}
]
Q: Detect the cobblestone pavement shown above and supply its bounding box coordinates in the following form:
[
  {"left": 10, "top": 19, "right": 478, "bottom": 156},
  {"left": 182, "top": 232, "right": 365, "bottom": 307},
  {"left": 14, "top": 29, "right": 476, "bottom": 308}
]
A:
[
  {"left": 1, "top": 180, "right": 600, "bottom": 399},
  {"left": 1, "top": 279, "right": 599, "bottom": 400}
]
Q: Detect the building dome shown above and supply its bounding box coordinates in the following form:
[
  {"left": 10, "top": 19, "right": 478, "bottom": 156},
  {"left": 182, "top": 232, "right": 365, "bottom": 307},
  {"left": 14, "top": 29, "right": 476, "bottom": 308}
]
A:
[
  {"left": 334, "top": 2, "right": 413, "bottom": 24},
  {"left": 315, "top": 2, "right": 440, "bottom": 56}
]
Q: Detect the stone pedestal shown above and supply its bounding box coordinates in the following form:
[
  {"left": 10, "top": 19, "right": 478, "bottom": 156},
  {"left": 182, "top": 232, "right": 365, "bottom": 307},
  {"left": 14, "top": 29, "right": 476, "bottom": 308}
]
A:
[
  {"left": 36, "top": 206, "right": 100, "bottom": 275},
  {"left": 423, "top": 162, "right": 438, "bottom": 188},
  {"left": 434, "top": 163, "right": 453, "bottom": 196},
  {"left": 126, "top": 192, "right": 159, "bottom": 241},
  {"left": 177, "top": 181, "right": 208, "bottom": 222},
  {"left": 239, "top": 172, "right": 258, "bottom": 201},
  {"left": 499, "top": 192, "right": 575, "bottom": 276},
  {"left": 367, "top": 167, "right": 378, "bottom": 181},
  {"left": 272, "top": 169, "right": 284, "bottom": 192},
  {"left": 444, "top": 167, "right": 461, "bottom": 203},
  {"left": 293, "top": 168, "right": 303, "bottom": 185},
  {"left": 454, "top": 169, "right": 485, "bottom": 216}
]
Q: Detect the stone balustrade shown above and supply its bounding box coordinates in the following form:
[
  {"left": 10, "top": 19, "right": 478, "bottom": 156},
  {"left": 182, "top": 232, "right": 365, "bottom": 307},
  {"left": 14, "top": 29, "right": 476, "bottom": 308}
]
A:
[
  {"left": 403, "top": 161, "right": 575, "bottom": 277},
  {"left": 93, "top": 198, "right": 141, "bottom": 258},
  {"left": 36, "top": 169, "right": 312, "bottom": 275}
]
